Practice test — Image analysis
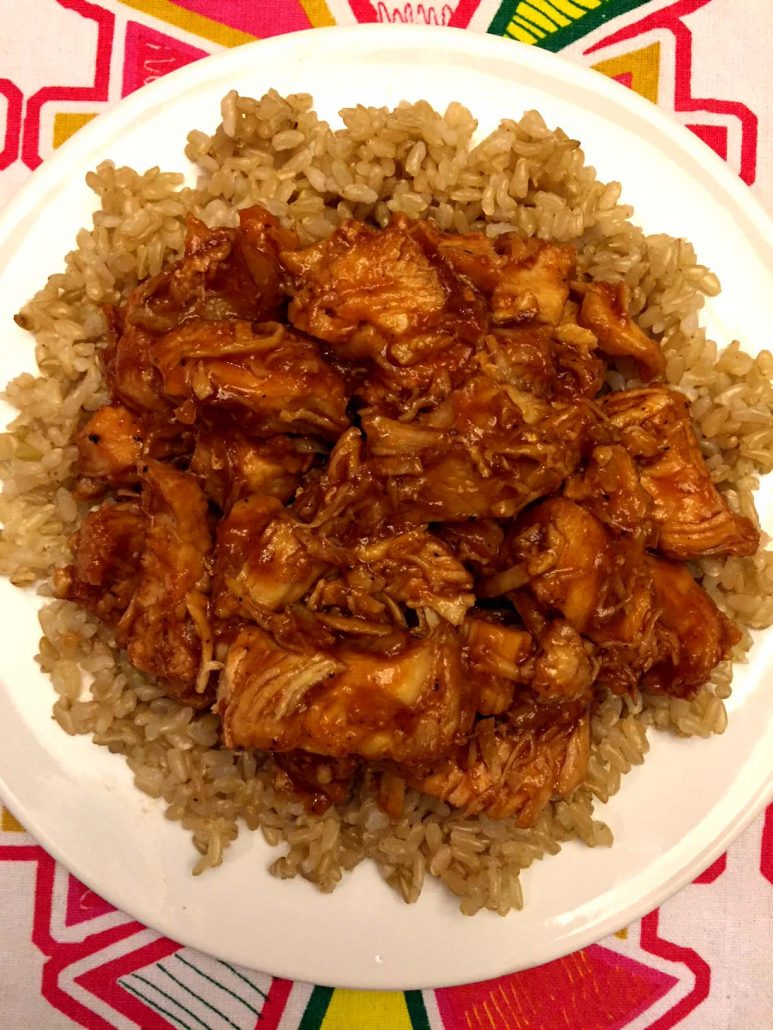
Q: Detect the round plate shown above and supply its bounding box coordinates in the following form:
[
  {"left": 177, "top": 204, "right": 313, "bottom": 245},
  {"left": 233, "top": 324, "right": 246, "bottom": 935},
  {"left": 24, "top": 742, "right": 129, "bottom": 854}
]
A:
[{"left": 0, "top": 25, "right": 771, "bottom": 990}]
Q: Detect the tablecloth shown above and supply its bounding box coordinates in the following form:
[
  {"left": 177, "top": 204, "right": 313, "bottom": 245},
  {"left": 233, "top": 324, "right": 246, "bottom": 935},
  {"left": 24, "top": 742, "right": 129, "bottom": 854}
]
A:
[{"left": 0, "top": 1, "right": 771, "bottom": 1027}]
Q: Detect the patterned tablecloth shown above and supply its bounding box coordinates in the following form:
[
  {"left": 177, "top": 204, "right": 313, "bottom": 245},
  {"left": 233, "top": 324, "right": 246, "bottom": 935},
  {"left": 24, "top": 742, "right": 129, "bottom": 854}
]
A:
[{"left": 1, "top": 2, "right": 771, "bottom": 1027}]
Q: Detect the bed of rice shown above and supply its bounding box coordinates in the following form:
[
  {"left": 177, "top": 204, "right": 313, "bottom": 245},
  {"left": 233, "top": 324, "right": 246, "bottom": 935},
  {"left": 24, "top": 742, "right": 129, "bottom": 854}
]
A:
[{"left": 2, "top": 89, "right": 772, "bottom": 915}]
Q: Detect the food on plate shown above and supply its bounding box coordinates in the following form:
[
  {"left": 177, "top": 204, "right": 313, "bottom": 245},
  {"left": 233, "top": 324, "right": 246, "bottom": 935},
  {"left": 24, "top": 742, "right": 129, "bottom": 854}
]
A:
[{"left": 2, "top": 91, "right": 771, "bottom": 915}]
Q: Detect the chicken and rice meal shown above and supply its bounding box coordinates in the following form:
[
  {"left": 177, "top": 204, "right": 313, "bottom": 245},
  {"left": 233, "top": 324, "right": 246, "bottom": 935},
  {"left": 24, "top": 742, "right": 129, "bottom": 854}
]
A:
[{"left": 1, "top": 91, "right": 772, "bottom": 915}]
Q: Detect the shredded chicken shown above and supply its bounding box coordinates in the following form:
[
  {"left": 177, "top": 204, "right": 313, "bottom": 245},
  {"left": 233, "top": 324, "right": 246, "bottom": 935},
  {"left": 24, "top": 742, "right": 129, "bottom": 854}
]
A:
[
  {"left": 190, "top": 429, "right": 312, "bottom": 510},
  {"left": 282, "top": 215, "right": 486, "bottom": 370},
  {"left": 405, "top": 702, "right": 590, "bottom": 824},
  {"left": 219, "top": 622, "right": 472, "bottom": 765},
  {"left": 54, "top": 501, "right": 146, "bottom": 624},
  {"left": 55, "top": 206, "right": 758, "bottom": 822},
  {"left": 75, "top": 404, "right": 144, "bottom": 491},
  {"left": 151, "top": 319, "right": 349, "bottom": 438},
  {"left": 578, "top": 281, "right": 666, "bottom": 381},
  {"left": 117, "top": 460, "right": 213, "bottom": 707},
  {"left": 600, "top": 387, "right": 759, "bottom": 558}
]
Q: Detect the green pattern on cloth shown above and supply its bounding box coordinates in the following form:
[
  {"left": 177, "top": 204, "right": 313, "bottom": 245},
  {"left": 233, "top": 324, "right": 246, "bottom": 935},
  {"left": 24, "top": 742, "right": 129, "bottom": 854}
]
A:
[{"left": 487, "top": 0, "right": 652, "bottom": 50}]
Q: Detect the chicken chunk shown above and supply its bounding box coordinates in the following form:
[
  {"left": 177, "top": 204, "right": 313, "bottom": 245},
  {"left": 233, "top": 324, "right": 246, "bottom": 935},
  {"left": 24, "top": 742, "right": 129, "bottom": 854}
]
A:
[
  {"left": 272, "top": 752, "right": 359, "bottom": 813},
  {"left": 508, "top": 497, "right": 612, "bottom": 633},
  {"left": 564, "top": 443, "right": 656, "bottom": 541},
  {"left": 478, "top": 326, "right": 555, "bottom": 403},
  {"left": 74, "top": 404, "right": 144, "bottom": 492},
  {"left": 643, "top": 556, "right": 741, "bottom": 698},
  {"left": 151, "top": 319, "right": 349, "bottom": 439},
  {"left": 405, "top": 702, "right": 590, "bottom": 824},
  {"left": 600, "top": 387, "right": 759, "bottom": 558},
  {"left": 190, "top": 430, "right": 311, "bottom": 509},
  {"left": 352, "top": 339, "right": 475, "bottom": 415},
  {"left": 53, "top": 501, "right": 146, "bottom": 624},
  {"left": 531, "top": 620, "right": 595, "bottom": 702},
  {"left": 290, "top": 428, "right": 395, "bottom": 548},
  {"left": 117, "top": 460, "right": 213, "bottom": 705},
  {"left": 363, "top": 383, "right": 599, "bottom": 522},
  {"left": 235, "top": 205, "right": 299, "bottom": 314},
  {"left": 461, "top": 616, "right": 532, "bottom": 714},
  {"left": 125, "top": 215, "right": 284, "bottom": 334},
  {"left": 506, "top": 497, "right": 662, "bottom": 694},
  {"left": 490, "top": 235, "right": 575, "bottom": 326},
  {"left": 412, "top": 222, "right": 574, "bottom": 327},
  {"left": 550, "top": 319, "right": 607, "bottom": 400},
  {"left": 218, "top": 622, "right": 472, "bottom": 765},
  {"left": 578, "top": 281, "right": 665, "bottom": 381},
  {"left": 354, "top": 531, "right": 475, "bottom": 625},
  {"left": 104, "top": 322, "right": 168, "bottom": 414},
  {"left": 213, "top": 494, "right": 329, "bottom": 620},
  {"left": 438, "top": 520, "right": 505, "bottom": 577},
  {"left": 282, "top": 217, "right": 487, "bottom": 368},
  {"left": 478, "top": 321, "right": 605, "bottom": 411}
]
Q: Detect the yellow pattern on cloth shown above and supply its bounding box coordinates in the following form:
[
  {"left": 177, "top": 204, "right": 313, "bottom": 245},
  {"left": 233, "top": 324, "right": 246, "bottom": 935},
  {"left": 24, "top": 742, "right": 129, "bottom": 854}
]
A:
[
  {"left": 299, "top": 0, "right": 336, "bottom": 27},
  {"left": 321, "top": 989, "right": 414, "bottom": 1029},
  {"left": 53, "top": 112, "right": 97, "bottom": 149},
  {"left": 505, "top": 0, "right": 602, "bottom": 44},
  {"left": 116, "top": 0, "right": 255, "bottom": 47},
  {"left": 593, "top": 42, "right": 661, "bottom": 104},
  {"left": 1, "top": 807, "right": 24, "bottom": 832}
]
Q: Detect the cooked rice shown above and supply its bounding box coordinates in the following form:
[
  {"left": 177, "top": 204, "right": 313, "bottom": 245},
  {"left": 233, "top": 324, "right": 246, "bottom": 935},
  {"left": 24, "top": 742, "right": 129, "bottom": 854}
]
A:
[{"left": 2, "top": 90, "right": 771, "bottom": 915}]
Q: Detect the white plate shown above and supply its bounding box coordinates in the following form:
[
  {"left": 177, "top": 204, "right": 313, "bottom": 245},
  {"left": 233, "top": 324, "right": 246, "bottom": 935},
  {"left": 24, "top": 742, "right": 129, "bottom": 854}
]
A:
[{"left": 0, "top": 25, "right": 772, "bottom": 990}]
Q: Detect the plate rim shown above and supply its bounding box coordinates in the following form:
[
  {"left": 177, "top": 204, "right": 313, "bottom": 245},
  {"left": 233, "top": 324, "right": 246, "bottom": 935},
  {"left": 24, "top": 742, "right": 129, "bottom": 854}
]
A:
[{"left": 0, "top": 24, "right": 771, "bottom": 989}]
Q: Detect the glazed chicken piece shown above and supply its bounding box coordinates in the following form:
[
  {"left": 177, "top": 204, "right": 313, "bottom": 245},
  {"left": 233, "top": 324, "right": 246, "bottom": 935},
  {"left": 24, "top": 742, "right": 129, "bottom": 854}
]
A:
[
  {"left": 413, "top": 221, "right": 574, "bottom": 327},
  {"left": 190, "top": 429, "right": 312, "bottom": 509},
  {"left": 461, "top": 615, "right": 532, "bottom": 715},
  {"left": 600, "top": 387, "right": 759, "bottom": 558},
  {"left": 507, "top": 497, "right": 611, "bottom": 633},
  {"left": 353, "top": 339, "right": 476, "bottom": 414},
  {"left": 578, "top": 281, "right": 665, "bottom": 382},
  {"left": 564, "top": 443, "right": 656, "bottom": 541},
  {"left": 363, "top": 379, "right": 599, "bottom": 522},
  {"left": 117, "top": 460, "right": 213, "bottom": 706},
  {"left": 53, "top": 501, "right": 146, "bottom": 624},
  {"left": 103, "top": 322, "right": 168, "bottom": 414},
  {"left": 353, "top": 531, "right": 475, "bottom": 626},
  {"left": 234, "top": 204, "right": 300, "bottom": 314},
  {"left": 478, "top": 323, "right": 605, "bottom": 409},
  {"left": 272, "top": 752, "right": 359, "bottom": 814},
  {"left": 105, "top": 209, "right": 295, "bottom": 411},
  {"left": 281, "top": 216, "right": 487, "bottom": 369},
  {"left": 291, "top": 428, "right": 395, "bottom": 547},
  {"left": 307, "top": 571, "right": 395, "bottom": 629},
  {"left": 405, "top": 701, "right": 590, "bottom": 825},
  {"left": 437, "top": 520, "right": 505, "bottom": 577},
  {"left": 504, "top": 497, "right": 662, "bottom": 694},
  {"left": 531, "top": 620, "right": 595, "bottom": 702},
  {"left": 550, "top": 318, "right": 608, "bottom": 400},
  {"left": 409, "top": 223, "right": 503, "bottom": 293},
  {"left": 237, "top": 204, "right": 299, "bottom": 267},
  {"left": 213, "top": 494, "right": 329, "bottom": 620},
  {"left": 489, "top": 235, "right": 575, "bottom": 326},
  {"left": 477, "top": 326, "right": 555, "bottom": 404},
  {"left": 125, "top": 214, "right": 285, "bottom": 334},
  {"left": 218, "top": 622, "right": 473, "bottom": 765},
  {"left": 643, "top": 556, "right": 741, "bottom": 698},
  {"left": 151, "top": 319, "right": 349, "bottom": 439},
  {"left": 304, "top": 528, "right": 475, "bottom": 633},
  {"left": 74, "top": 404, "right": 144, "bottom": 493}
]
